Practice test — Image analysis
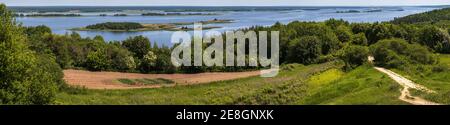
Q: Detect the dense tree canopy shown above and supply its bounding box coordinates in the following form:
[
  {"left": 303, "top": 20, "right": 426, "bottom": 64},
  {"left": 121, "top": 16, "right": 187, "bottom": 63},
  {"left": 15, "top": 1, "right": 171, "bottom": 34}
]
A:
[
  {"left": 122, "top": 35, "right": 152, "bottom": 59},
  {"left": 339, "top": 45, "right": 370, "bottom": 70},
  {"left": 369, "top": 39, "right": 437, "bottom": 68},
  {"left": 392, "top": 8, "right": 450, "bottom": 24},
  {"left": 86, "top": 22, "right": 144, "bottom": 30},
  {"left": 0, "top": 4, "right": 59, "bottom": 104},
  {"left": 418, "top": 26, "right": 450, "bottom": 53},
  {"left": 287, "top": 36, "right": 322, "bottom": 64}
]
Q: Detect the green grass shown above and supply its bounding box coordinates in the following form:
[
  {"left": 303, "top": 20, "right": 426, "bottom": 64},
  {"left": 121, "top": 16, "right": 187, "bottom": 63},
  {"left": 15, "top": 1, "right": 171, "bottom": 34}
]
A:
[
  {"left": 308, "top": 68, "right": 345, "bottom": 87},
  {"left": 117, "top": 78, "right": 174, "bottom": 85},
  {"left": 56, "top": 62, "right": 339, "bottom": 104},
  {"left": 393, "top": 54, "right": 450, "bottom": 104},
  {"left": 439, "top": 54, "right": 450, "bottom": 66},
  {"left": 232, "top": 62, "right": 341, "bottom": 105},
  {"left": 117, "top": 79, "right": 136, "bottom": 85},
  {"left": 56, "top": 62, "right": 410, "bottom": 105},
  {"left": 299, "top": 65, "right": 407, "bottom": 105}
]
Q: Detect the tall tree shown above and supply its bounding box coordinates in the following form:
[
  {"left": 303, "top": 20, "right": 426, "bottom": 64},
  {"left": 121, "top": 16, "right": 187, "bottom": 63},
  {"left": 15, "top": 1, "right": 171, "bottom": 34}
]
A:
[
  {"left": 0, "top": 4, "right": 58, "bottom": 104},
  {"left": 122, "top": 35, "right": 151, "bottom": 59}
]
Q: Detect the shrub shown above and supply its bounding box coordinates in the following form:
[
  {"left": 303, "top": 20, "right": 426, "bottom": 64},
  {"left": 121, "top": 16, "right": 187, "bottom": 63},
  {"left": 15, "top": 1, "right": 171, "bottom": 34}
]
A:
[
  {"left": 85, "top": 48, "right": 110, "bottom": 71},
  {"left": 418, "top": 26, "right": 450, "bottom": 53},
  {"left": 139, "top": 51, "right": 158, "bottom": 73},
  {"left": 109, "top": 46, "right": 136, "bottom": 71},
  {"left": 432, "top": 64, "right": 449, "bottom": 73},
  {"left": 122, "top": 35, "right": 151, "bottom": 59},
  {"left": 351, "top": 33, "right": 368, "bottom": 46},
  {"left": 287, "top": 36, "right": 322, "bottom": 64},
  {"left": 335, "top": 25, "right": 353, "bottom": 43},
  {"left": 339, "top": 45, "right": 370, "bottom": 70},
  {"left": 370, "top": 38, "right": 436, "bottom": 68}
]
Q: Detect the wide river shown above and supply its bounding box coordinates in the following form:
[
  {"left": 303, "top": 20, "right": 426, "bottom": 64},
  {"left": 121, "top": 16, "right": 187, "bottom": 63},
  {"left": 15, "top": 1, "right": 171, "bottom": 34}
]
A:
[{"left": 15, "top": 6, "right": 445, "bottom": 46}]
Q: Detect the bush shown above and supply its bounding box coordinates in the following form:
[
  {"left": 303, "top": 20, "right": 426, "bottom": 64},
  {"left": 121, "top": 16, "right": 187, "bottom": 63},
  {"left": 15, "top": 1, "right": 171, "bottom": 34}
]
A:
[
  {"left": 370, "top": 38, "right": 437, "bottom": 68},
  {"left": 109, "top": 46, "right": 136, "bottom": 71},
  {"left": 432, "top": 64, "right": 449, "bottom": 73},
  {"left": 325, "top": 19, "right": 349, "bottom": 29},
  {"left": 287, "top": 36, "right": 322, "bottom": 64},
  {"left": 335, "top": 25, "right": 353, "bottom": 43},
  {"left": 0, "top": 4, "right": 59, "bottom": 104},
  {"left": 339, "top": 45, "right": 370, "bottom": 70},
  {"left": 418, "top": 26, "right": 450, "bottom": 53},
  {"left": 366, "top": 23, "right": 393, "bottom": 44},
  {"left": 85, "top": 48, "right": 110, "bottom": 71},
  {"left": 139, "top": 51, "right": 158, "bottom": 73},
  {"left": 122, "top": 35, "right": 151, "bottom": 59},
  {"left": 351, "top": 33, "right": 368, "bottom": 46},
  {"left": 351, "top": 23, "right": 371, "bottom": 34}
]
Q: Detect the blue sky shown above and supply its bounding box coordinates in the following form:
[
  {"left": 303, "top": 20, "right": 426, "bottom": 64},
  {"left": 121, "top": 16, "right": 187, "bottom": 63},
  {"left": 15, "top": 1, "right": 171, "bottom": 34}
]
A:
[{"left": 1, "top": 0, "right": 449, "bottom": 6}]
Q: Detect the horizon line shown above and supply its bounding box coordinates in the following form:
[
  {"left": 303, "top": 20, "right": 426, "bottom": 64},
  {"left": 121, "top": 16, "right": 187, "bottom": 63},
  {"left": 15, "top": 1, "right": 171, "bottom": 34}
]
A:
[{"left": 6, "top": 5, "right": 450, "bottom": 7}]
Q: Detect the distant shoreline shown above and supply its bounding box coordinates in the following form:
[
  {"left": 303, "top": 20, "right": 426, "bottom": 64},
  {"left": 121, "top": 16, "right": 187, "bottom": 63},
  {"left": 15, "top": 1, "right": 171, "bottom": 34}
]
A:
[
  {"left": 9, "top": 5, "right": 448, "bottom": 13},
  {"left": 69, "top": 19, "right": 234, "bottom": 32}
]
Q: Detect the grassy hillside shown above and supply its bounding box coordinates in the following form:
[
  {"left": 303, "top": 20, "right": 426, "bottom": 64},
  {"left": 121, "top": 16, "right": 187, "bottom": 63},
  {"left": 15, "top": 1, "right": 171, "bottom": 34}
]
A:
[
  {"left": 56, "top": 62, "right": 408, "bottom": 105},
  {"left": 56, "top": 62, "right": 332, "bottom": 104},
  {"left": 392, "top": 7, "right": 450, "bottom": 24},
  {"left": 300, "top": 65, "right": 407, "bottom": 105},
  {"left": 392, "top": 54, "right": 450, "bottom": 104}
]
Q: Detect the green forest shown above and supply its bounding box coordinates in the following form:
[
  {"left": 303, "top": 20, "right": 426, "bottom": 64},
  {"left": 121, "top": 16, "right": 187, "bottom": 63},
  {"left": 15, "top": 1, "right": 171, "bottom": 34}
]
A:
[
  {"left": 85, "top": 22, "right": 144, "bottom": 30},
  {"left": 1, "top": 3, "right": 450, "bottom": 104}
]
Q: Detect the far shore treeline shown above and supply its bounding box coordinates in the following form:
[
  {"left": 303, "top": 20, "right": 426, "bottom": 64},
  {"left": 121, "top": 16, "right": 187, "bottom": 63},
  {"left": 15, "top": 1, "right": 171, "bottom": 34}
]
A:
[{"left": 1, "top": 3, "right": 450, "bottom": 104}]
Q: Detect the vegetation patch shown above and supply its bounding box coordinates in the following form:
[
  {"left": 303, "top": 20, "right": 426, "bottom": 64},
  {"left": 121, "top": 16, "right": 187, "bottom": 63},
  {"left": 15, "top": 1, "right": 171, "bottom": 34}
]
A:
[
  {"left": 117, "top": 78, "right": 174, "bottom": 85},
  {"left": 439, "top": 54, "right": 450, "bottom": 66},
  {"left": 392, "top": 8, "right": 450, "bottom": 24},
  {"left": 308, "top": 68, "right": 345, "bottom": 86},
  {"left": 300, "top": 65, "right": 407, "bottom": 105},
  {"left": 70, "top": 19, "right": 232, "bottom": 32},
  {"left": 117, "top": 79, "right": 136, "bottom": 85},
  {"left": 393, "top": 54, "right": 450, "bottom": 104}
]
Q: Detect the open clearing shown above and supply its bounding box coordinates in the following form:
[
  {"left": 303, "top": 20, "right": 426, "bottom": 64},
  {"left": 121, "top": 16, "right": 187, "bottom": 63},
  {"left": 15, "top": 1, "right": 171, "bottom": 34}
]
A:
[
  {"left": 63, "top": 69, "right": 260, "bottom": 89},
  {"left": 57, "top": 63, "right": 410, "bottom": 105}
]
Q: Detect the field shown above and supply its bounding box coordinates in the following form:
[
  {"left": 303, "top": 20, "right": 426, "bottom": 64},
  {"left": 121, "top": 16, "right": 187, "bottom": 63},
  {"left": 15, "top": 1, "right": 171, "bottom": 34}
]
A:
[
  {"left": 57, "top": 62, "right": 408, "bottom": 105},
  {"left": 56, "top": 62, "right": 332, "bottom": 104},
  {"left": 64, "top": 69, "right": 260, "bottom": 89}
]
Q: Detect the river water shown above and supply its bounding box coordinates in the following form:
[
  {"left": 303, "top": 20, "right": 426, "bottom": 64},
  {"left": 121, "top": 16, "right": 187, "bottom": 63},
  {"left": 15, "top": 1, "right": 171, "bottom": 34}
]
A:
[{"left": 15, "top": 6, "right": 445, "bottom": 46}]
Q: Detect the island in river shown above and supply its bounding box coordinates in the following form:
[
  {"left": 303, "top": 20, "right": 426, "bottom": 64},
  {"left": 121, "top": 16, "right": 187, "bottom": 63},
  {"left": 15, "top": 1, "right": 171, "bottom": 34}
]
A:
[{"left": 69, "top": 19, "right": 234, "bottom": 32}]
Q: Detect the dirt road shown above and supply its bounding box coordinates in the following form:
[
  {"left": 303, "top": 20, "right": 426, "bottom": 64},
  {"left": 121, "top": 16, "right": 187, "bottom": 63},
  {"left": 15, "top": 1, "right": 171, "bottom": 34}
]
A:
[
  {"left": 64, "top": 70, "right": 260, "bottom": 89},
  {"left": 374, "top": 67, "right": 441, "bottom": 105}
]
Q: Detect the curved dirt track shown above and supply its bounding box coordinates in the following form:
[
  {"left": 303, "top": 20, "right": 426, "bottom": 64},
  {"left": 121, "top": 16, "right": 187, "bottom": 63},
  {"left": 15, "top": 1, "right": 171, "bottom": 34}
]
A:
[
  {"left": 374, "top": 67, "right": 441, "bottom": 105},
  {"left": 64, "top": 69, "right": 260, "bottom": 89}
]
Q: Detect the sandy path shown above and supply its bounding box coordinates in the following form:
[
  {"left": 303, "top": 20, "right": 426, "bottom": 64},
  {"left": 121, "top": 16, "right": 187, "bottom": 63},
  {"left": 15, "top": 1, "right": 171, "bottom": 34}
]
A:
[
  {"left": 374, "top": 67, "right": 441, "bottom": 105},
  {"left": 64, "top": 69, "right": 260, "bottom": 89}
]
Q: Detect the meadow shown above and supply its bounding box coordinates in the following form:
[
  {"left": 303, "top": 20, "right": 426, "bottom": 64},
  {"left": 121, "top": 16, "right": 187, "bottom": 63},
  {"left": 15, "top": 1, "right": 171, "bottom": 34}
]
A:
[
  {"left": 56, "top": 61, "right": 408, "bottom": 105},
  {"left": 393, "top": 54, "right": 450, "bottom": 104}
]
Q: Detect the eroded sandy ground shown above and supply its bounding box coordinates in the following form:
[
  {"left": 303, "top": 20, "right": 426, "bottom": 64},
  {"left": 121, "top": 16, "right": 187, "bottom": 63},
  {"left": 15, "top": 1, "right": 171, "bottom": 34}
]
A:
[
  {"left": 374, "top": 67, "right": 441, "bottom": 105},
  {"left": 63, "top": 70, "right": 260, "bottom": 89}
]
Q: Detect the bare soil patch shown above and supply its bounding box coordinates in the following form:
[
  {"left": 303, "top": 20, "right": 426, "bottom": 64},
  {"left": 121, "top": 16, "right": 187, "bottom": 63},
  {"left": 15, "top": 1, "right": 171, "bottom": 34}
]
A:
[{"left": 63, "top": 70, "right": 260, "bottom": 89}]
